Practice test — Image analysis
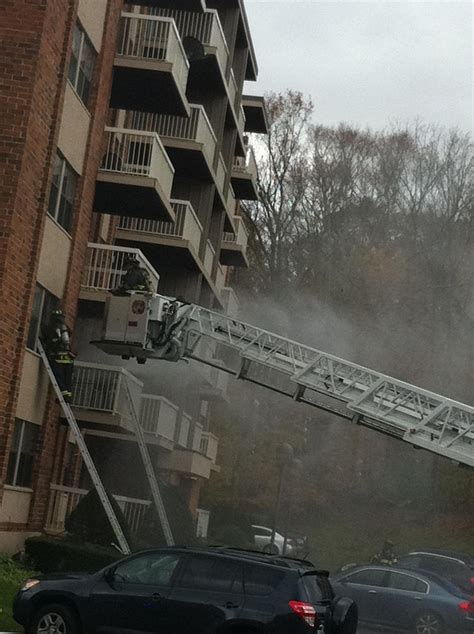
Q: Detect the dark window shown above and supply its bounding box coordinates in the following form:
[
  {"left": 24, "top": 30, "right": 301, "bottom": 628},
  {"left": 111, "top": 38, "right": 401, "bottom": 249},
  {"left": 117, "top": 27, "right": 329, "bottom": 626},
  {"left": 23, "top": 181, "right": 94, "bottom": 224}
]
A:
[
  {"left": 48, "top": 153, "right": 77, "bottom": 233},
  {"left": 344, "top": 569, "right": 386, "bottom": 587},
  {"left": 68, "top": 22, "right": 96, "bottom": 105},
  {"left": 387, "top": 572, "right": 428, "bottom": 593},
  {"left": 244, "top": 565, "right": 284, "bottom": 596},
  {"left": 253, "top": 526, "right": 272, "bottom": 537},
  {"left": 179, "top": 556, "right": 243, "bottom": 593},
  {"left": 302, "top": 575, "right": 334, "bottom": 602},
  {"left": 113, "top": 552, "right": 180, "bottom": 586},
  {"left": 26, "top": 285, "right": 59, "bottom": 350},
  {"left": 6, "top": 420, "right": 39, "bottom": 488},
  {"left": 419, "top": 556, "right": 466, "bottom": 577}
]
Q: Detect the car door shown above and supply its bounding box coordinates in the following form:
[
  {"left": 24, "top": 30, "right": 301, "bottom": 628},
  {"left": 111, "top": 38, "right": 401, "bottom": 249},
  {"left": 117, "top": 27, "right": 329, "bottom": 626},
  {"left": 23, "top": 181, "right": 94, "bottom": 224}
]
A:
[
  {"left": 88, "top": 551, "right": 182, "bottom": 633},
  {"left": 336, "top": 568, "right": 388, "bottom": 625},
  {"left": 377, "top": 571, "right": 430, "bottom": 630},
  {"left": 253, "top": 526, "right": 272, "bottom": 550},
  {"left": 168, "top": 554, "right": 245, "bottom": 633}
]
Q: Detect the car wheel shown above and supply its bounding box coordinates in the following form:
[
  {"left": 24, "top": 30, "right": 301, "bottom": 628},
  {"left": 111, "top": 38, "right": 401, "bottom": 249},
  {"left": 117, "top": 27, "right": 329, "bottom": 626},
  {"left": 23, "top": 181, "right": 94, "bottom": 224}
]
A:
[
  {"left": 331, "top": 596, "right": 358, "bottom": 634},
  {"left": 414, "top": 611, "right": 444, "bottom": 634},
  {"left": 30, "top": 603, "right": 81, "bottom": 634},
  {"left": 263, "top": 543, "right": 279, "bottom": 555}
]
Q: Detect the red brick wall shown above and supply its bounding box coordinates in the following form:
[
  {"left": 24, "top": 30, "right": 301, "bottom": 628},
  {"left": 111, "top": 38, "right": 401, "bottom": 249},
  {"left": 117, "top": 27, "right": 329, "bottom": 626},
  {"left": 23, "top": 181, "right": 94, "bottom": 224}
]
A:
[
  {"left": 27, "top": 0, "right": 124, "bottom": 531},
  {"left": 0, "top": 0, "right": 78, "bottom": 499}
]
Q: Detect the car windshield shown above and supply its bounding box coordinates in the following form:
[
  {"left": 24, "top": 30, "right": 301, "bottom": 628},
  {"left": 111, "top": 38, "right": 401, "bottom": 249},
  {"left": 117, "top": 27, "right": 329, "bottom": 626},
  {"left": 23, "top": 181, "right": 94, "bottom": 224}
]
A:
[{"left": 301, "top": 573, "right": 334, "bottom": 602}]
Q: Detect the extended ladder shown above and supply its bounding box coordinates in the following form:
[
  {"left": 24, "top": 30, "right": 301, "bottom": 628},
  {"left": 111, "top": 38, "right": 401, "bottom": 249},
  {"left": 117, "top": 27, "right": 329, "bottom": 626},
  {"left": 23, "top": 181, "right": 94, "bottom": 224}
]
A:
[
  {"left": 38, "top": 341, "right": 131, "bottom": 554},
  {"left": 174, "top": 305, "right": 474, "bottom": 468},
  {"left": 123, "top": 384, "right": 174, "bottom": 546}
]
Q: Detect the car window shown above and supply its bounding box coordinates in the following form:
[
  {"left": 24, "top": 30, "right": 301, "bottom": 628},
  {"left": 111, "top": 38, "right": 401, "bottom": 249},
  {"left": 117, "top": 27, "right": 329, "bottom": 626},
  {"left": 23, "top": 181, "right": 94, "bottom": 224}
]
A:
[
  {"left": 178, "top": 556, "right": 243, "bottom": 593},
  {"left": 253, "top": 527, "right": 272, "bottom": 537},
  {"left": 397, "top": 556, "right": 421, "bottom": 569},
  {"left": 302, "top": 574, "right": 334, "bottom": 602},
  {"left": 387, "top": 572, "right": 428, "bottom": 593},
  {"left": 420, "top": 557, "right": 466, "bottom": 576},
  {"left": 113, "top": 552, "right": 180, "bottom": 586},
  {"left": 344, "top": 569, "right": 386, "bottom": 587},
  {"left": 244, "top": 564, "right": 284, "bottom": 596}
]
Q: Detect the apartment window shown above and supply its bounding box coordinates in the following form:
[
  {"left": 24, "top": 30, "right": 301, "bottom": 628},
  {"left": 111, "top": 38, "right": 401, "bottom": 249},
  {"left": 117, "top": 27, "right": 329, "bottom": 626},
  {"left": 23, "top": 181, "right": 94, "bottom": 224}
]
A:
[
  {"left": 68, "top": 22, "right": 96, "bottom": 105},
  {"left": 48, "top": 152, "right": 78, "bottom": 233},
  {"left": 6, "top": 420, "right": 40, "bottom": 489},
  {"left": 27, "top": 284, "right": 59, "bottom": 350}
]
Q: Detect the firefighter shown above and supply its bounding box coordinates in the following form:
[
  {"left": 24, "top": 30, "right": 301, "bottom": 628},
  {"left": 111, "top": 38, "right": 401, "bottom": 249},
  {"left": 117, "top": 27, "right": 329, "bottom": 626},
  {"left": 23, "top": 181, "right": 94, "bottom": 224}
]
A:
[
  {"left": 43, "top": 309, "right": 75, "bottom": 403},
  {"left": 114, "top": 255, "right": 152, "bottom": 293},
  {"left": 372, "top": 539, "right": 397, "bottom": 565}
]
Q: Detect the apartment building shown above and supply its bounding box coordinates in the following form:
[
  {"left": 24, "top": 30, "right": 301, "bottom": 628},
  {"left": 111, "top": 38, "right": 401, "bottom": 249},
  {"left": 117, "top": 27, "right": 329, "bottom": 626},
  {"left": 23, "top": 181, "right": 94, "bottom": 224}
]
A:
[{"left": 0, "top": 0, "right": 267, "bottom": 553}]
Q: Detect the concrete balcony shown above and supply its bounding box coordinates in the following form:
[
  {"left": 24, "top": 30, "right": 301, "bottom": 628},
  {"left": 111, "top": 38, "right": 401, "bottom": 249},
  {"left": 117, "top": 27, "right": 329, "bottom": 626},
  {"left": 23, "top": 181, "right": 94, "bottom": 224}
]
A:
[
  {"left": 95, "top": 127, "right": 175, "bottom": 221},
  {"left": 140, "top": 395, "right": 178, "bottom": 450},
  {"left": 45, "top": 484, "right": 151, "bottom": 537},
  {"left": 131, "top": 106, "right": 217, "bottom": 182},
  {"left": 116, "top": 199, "right": 203, "bottom": 270},
  {"left": 200, "top": 432, "right": 219, "bottom": 464},
  {"left": 159, "top": 422, "right": 219, "bottom": 480},
  {"left": 80, "top": 242, "right": 159, "bottom": 301},
  {"left": 70, "top": 361, "right": 143, "bottom": 429},
  {"left": 221, "top": 216, "right": 249, "bottom": 267},
  {"left": 111, "top": 13, "right": 190, "bottom": 115},
  {"left": 231, "top": 146, "right": 258, "bottom": 201},
  {"left": 215, "top": 262, "right": 226, "bottom": 294},
  {"left": 154, "top": 8, "right": 229, "bottom": 84},
  {"left": 242, "top": 95, "right": 269, "bottom": 134}
]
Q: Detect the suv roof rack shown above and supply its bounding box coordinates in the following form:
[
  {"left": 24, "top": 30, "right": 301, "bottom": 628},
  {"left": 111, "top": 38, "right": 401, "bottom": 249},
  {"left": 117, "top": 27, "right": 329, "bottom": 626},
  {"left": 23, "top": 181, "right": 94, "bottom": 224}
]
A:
[{"left": 208, "top": 546, "right": 316, "bottom": 569}]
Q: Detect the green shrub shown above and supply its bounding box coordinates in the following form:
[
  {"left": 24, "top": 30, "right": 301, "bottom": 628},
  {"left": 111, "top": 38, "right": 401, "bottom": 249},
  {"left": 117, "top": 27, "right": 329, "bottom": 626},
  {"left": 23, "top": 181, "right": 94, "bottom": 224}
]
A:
[
  {"left": 207, "top": 503, "right": 254, "bottom": 546},
  {"left": 209, "top": 525, "right": 254, "bottom": 550},
  {"left": 65, "top": 488, "right": 132, "bottom": 548},
  {"left": 24, "top": 536, "right": 122, "bottom": 574}
]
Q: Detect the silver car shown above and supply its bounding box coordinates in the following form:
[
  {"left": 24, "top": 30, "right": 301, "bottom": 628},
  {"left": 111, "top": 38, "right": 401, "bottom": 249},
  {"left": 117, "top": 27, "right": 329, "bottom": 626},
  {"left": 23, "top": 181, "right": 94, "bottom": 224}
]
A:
[{"left": 252, "top": 524, "right": 294, "bottom": 555}]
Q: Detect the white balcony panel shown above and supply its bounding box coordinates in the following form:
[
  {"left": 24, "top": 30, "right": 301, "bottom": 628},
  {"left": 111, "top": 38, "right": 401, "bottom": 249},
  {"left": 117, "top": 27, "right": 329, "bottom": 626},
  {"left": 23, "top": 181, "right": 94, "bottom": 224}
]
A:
[
  {"left": 200, "top": 432, "right": 219, "bottom": 463},
  {"left": 192, "top": 422, "right": 204, "bottom": 452},
  {"left": 178, "top": 413, "right": 192, "bottom": 448},
  {"left": 140, "top": 394, "right": 178, "bottom": 442}
]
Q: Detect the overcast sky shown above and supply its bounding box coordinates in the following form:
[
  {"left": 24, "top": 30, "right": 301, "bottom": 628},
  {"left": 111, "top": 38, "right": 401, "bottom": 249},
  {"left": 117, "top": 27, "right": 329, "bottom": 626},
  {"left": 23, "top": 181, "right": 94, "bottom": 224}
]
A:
[{"left": 244, "top": 1, "right": 473, "bottom": 132}]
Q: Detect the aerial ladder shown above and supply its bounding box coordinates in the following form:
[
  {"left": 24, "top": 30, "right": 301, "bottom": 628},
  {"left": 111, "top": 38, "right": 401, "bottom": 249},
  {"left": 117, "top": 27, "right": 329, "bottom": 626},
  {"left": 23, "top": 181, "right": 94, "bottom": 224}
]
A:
[{"left": 93, "top": 292, "right": 474, "bottom": 469}]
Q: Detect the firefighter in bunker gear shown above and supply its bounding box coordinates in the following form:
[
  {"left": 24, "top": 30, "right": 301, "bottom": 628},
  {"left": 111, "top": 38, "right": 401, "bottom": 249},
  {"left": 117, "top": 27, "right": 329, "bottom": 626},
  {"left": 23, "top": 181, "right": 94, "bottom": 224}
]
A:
[
  {"left": 372, "top": 539, "right": 397, "bottom": 565},
  {"left": 113, "top": 255, "right": 152, "bottom": 293},
  {"left": 43, "top": 309, "right": 75, "bottom": 403}
]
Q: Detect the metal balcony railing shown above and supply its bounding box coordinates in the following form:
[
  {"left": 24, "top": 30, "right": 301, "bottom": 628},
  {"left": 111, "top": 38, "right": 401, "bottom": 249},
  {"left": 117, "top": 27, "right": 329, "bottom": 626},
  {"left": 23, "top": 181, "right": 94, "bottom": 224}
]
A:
[
  {"left": 130, "top": 105, "right": 216, "bottom": 170},
  {"left": 45, "top": 484, "right": 151, "bottom": 536},
  {"left": 117, "top": 13, "right": 189, "bottom": 90},
  {"left": 140, "top": 395, "right": 178, "bottom": 443},
  {"left": 151, "top": 8, "right": 229, "bottom": 77},
  {"left": 118, "top": 200, "right": 203, "bottom": 256},
  {"left": 223, "top": 216, "right": 249, "bottom": 251},
  {"left": 71, "top": 361, "right": 143, "bottom": 427},
  {"left": 177, "top": 413, "right": 192, "bottom": 448},
  {"left": 204, "top": 240, "right": 216, "bottom": 277},
  {"left": 82, "top": 243, "right": 160, "bottom": 294},
  {"left": 192, "top": 422, "right": 204, "bottom": 452},
  {"left": 233, "top": 146, "right": 257, "bottom": 181},
  {"left": 101, "top": 127, "right": 175, "bottom": 199},
  {"left": 200, "top": 432, "right": 219, "bottom": 462}
]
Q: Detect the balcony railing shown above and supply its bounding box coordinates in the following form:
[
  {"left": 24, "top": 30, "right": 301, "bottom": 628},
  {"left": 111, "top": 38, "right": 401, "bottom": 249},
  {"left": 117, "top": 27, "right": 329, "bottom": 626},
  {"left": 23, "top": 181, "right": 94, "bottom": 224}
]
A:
[
  {"left": 140, "top": 395, "right": 178, "bottom": 442},
  {"left": 45, "top": 484, "right": 151, "bottom": 536},
  {"left": 131, "top": 105, "right": 216, "bottom": 170},
  {"left": 233, "top": 146, "right": 258, "bottom": 181},
  {"left": 117, "top": 13, "right": 189, "bottom": 91},
  {"left": 204, "top": 240, "right": 216, "bottom": 277},
  {"left": 118, "top": 199, "right": 203, "bottom": 256},
  {"left": 152, "top": 8, "right": 229, "bottom": 77},
  {"left": 200, "top": 432, "right": 219, "bottom": 462},
  {"left": 82, "top": 243, "right": 160, "bottom": 294},
  {"left": 223, "top": 217, "right": 249, "bottom": 251},
  {"left": 101, "top": 127, "right": 175, "bottom": 199},
  {"left": 71, "top": 361, "right": 143, "bottom": 427},
  {"left": 177, "top": 413, "right": 192, "bottom": 448},
  {"left": 192, "top": 422, "right": 204, "bottom": 452}
]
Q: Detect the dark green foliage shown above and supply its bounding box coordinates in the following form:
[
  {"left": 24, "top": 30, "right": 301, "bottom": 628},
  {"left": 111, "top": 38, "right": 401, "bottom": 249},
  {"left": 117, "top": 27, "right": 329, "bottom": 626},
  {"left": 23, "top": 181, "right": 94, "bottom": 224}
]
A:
[
  {"left": 135, "top": 483, "right": 197, "bottom": 548},
  {"left": 24, "top": 536, "right": 121, "bottom": 573},
  {"left": 207, "top": 503, "right": 254, "bottom": 548},
  {"left": 64, "top": 488, "right": 132, "bottom": 548},
  {"left": 210, "top": 525, "right": 255, "bottom": 550}
]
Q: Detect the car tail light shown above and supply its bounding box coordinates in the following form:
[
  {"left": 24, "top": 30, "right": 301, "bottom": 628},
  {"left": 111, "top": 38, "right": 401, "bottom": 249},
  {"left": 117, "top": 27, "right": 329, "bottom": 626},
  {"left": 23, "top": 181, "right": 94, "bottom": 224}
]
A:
[
  {"left": 458, "top": 599, "right": 474, "bottom": 615},
  {"left": 289, "top": 600, "right": 317, "bottom": 627}
]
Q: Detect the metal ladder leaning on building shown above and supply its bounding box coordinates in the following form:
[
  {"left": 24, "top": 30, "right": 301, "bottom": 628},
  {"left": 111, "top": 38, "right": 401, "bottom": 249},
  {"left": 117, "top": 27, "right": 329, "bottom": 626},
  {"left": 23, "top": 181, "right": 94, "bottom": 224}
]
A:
[{"left": 38, "top": 340, "right": 174, "bottom": 552}]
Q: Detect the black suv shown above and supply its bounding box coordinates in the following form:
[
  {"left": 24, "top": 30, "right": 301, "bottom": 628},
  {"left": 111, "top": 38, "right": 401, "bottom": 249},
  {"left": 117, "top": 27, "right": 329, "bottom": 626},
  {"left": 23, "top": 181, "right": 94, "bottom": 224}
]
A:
[{"left": 14, "top": 546, "right": 358, "bottom": 633}]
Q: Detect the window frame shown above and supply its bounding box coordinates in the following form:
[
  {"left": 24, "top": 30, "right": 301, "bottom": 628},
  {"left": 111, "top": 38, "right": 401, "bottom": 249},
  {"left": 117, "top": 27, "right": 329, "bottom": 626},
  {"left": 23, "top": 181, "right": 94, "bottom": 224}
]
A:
[
  {"left": 68, "top": 21, "right": 96, "bottom": 106},
  {"left": 6, "top": 419, "right": 40, "bottom": 489},
  {"left": 343, "top": 568, "right": 388, "bottom": 588},
  {"left": 176, "top": 555, "right": 244, "bottom": 594},
  {"left": 26, "top": 284, "right": 60, "bottom": 351},
  {"left": 111, "top": 552, "right": 182, "bottom": 587},
  {"left": 386, "top": 571, "right": 429, "bottom": 594},
  {"left": 47, "top": 152, "right": 78, "bottom": 234}
]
